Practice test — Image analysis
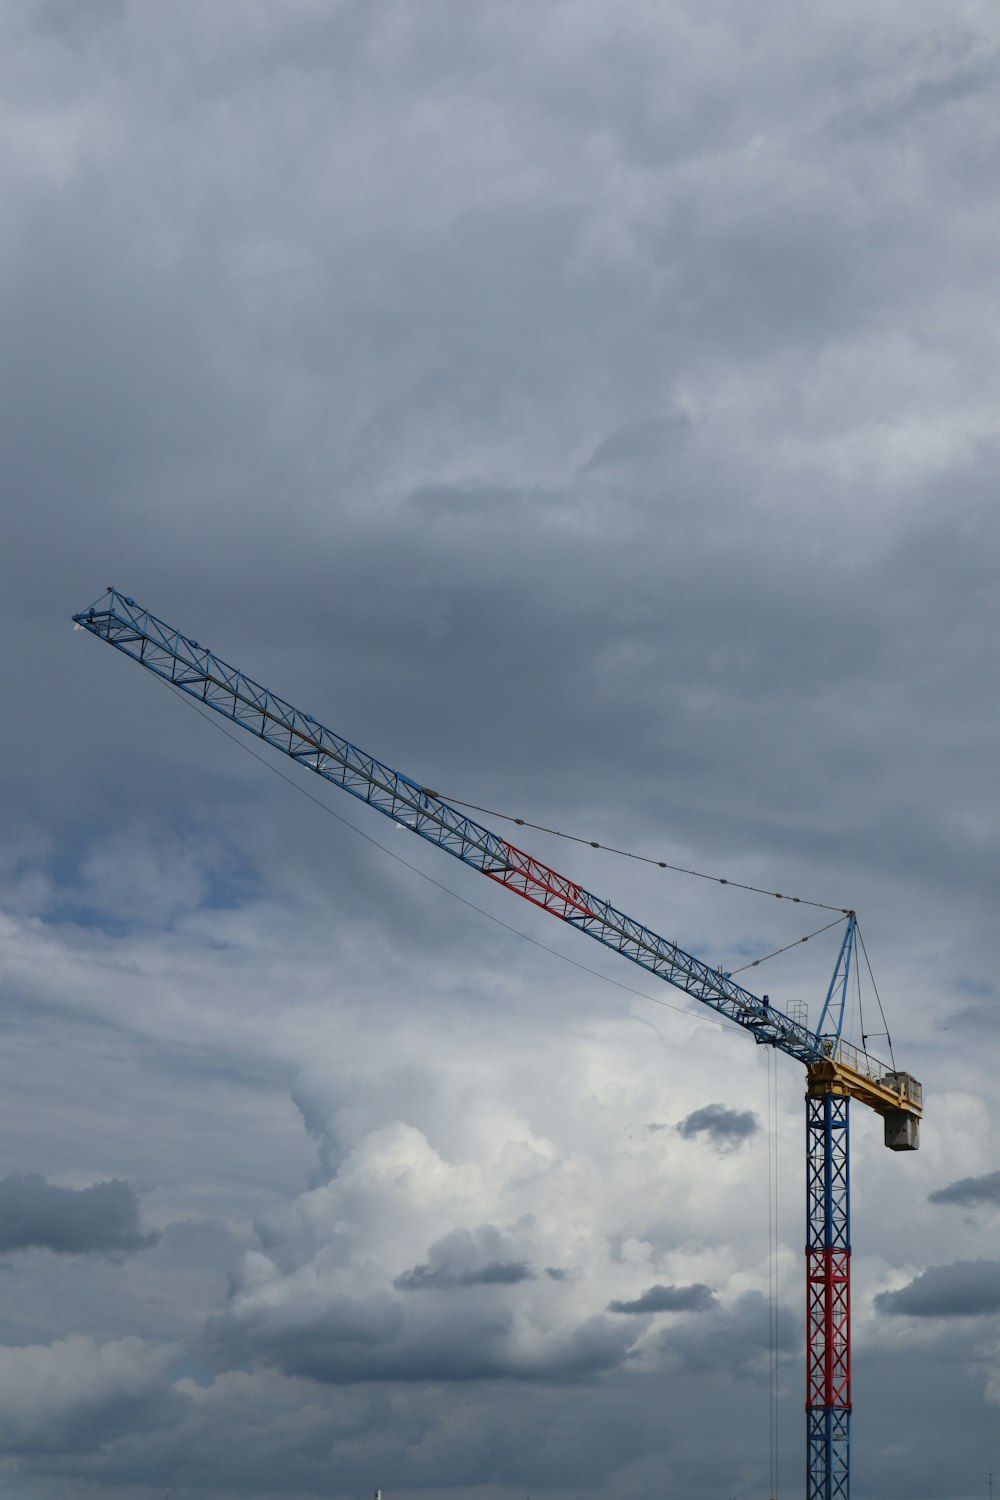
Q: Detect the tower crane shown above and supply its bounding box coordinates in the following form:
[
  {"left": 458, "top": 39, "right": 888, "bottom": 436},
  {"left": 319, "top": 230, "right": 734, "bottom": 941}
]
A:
[{"left": 73, "top": 589, "right": 923, "bottom": 1500}]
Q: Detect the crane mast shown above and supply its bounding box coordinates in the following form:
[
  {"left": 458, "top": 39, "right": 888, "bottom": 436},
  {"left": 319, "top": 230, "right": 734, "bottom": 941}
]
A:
[{"left": 73, "top": 588, "right": 922, "bottom": 1500}]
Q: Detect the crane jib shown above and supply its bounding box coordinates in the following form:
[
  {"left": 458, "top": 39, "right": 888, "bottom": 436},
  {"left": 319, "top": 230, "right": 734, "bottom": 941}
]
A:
[{"left": 72, "top": 589, "right": 874, "bottom": 1077}]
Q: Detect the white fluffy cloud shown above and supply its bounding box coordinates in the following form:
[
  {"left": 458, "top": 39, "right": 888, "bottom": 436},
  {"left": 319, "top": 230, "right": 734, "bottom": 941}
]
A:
[{"left": 210, "top": 1016, "right": 774, "bottom": 1385}]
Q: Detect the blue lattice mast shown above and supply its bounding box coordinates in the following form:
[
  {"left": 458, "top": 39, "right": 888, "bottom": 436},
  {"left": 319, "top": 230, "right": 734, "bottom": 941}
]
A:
[
  {"left": 73, "top": 589, "right": 924, "bottom": 1498},
  {"left": 805, "top": 917, "right": 855, "bottom": 1500},
  {"left": 806, "top": 1089, "right": 851, "bottom": 1499}
]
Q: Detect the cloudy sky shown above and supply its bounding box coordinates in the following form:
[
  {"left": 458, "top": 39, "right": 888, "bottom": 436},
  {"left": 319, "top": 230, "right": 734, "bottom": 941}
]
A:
[{"left": 2, "top": 2, "right": 999, "bottom": 1497}]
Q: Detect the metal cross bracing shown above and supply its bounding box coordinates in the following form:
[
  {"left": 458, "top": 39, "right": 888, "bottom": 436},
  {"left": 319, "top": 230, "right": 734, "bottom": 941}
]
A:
[
  {"left": 806, "top": 1091, "right": 851, "bottom": 1500},
  {"left": 73, "top": 588, "right": 924, "bottom": 1500}
]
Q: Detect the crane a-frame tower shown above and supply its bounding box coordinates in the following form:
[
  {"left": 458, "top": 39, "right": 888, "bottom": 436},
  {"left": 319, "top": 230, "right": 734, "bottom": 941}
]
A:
[{"left": 74, "top": 589, "right": 923, "bottom": 1500}]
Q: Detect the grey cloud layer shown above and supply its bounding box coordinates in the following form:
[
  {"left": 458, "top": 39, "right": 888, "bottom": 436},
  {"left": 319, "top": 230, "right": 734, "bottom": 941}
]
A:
[
  {"left": 0, "top": 1336, "right": 180, "bottom": 1455},
  {"left": 0, "top": 1174, "right": 155, "bottom": 1255},
  {"left": 608, "top": 1283, "right": 716, "bottom": 1315},
  {"left": 875, "top": 1261, "right": 1000, "bottom": 1318},
  {"left": 208, "top": 1286, "right": 637, "bottom": 1385},
  {"left": 396, "top": 1261, "right": 534, "bottom": 1291},
  {"left": 392, "top": 1225, "right": 534, "bottom": 1294},
  {"left": 929, "top": 1171, "right": 1000, "bottom": 1209},
  {"left": 657, "top": 1291, "right": 801, "bottom": 1379},
  {"left": 677, "top": 1104, "right": 759, "bottom": 1147},
  {"left": 3, "top": 0, "right": 1000, "bottom": 1496}
]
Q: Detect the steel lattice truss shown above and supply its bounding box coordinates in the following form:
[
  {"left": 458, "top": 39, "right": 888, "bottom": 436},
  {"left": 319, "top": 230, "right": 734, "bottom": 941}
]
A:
[
  {"left": 806, "top": 1091, "right": 851, "bottom": 1500},
  {"left": 75, "top": 590, "right": 834, "bottom": 1065}
]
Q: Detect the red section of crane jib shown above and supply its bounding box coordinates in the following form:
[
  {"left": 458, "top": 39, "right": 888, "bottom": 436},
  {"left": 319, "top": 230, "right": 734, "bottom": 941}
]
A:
[
  {"left": 484, "top": 837, "right": 599, "bottom": 922},
  {"left": 806, "top": 1248, "right": 851, "bottom": 1410}
]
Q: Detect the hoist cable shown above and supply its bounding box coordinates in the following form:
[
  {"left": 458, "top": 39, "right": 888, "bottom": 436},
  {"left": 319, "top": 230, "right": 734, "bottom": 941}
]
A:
[
  {"left": 773, "top": 1056, "right": 779, "bottom": 1500},
  {"left": 854, "top": 954, "right": 865, "bottom": 1059},
  {"left": 856, "top": 924, "right": 896, "bottom": 1071},
  {"left": 773, "top": 1053, "right": 780, "bottom": 1498},
  {"left": 766, "top": 1049, "right": 780, "bottom": 1499}
]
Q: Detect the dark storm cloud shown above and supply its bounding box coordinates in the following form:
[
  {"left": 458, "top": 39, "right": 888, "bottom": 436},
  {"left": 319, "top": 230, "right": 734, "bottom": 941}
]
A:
[
  {"left": 676, "top": 1104, "right": 758, "bottom": 1148},
  {"left": 875, "top": 1261, "right": 1000, "bottom": 1318},
  {"left": 207, "top": 1289, "right": 408, "bottom": 1377},
  {"left": 208, "top": 1290, "right": 635, "bottom": 1385},
  {"left": 608, "top": 1282, "right": 715, "bottom": 1315},
  {"left": 391, "top": 1225, "right": 532, "bottom": 1294},
  {"left": 0, "top": 1174, "right": 156, "bottom": 1255},
  {"left": 395, "top": 1260, "right": 533, "bottom": 1290},
  {"left": 657, "top": 1291, "right": 801, "bottom": 1379},
  {"left": 0, "top": 1335, "right": 182, "bottom": 1457},
  {"left": 928, "top": 1170, "right": 1000, "bottom": 1208}
]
